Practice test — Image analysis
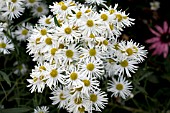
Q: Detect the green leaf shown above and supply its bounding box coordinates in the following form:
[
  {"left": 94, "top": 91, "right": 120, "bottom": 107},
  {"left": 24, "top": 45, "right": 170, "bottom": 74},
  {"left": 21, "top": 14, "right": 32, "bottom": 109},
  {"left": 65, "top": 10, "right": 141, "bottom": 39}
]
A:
[
  {"left": 0, "top": 108, "right": 31, "bottom": 113},
  {"left": 161, "top": 74, "right": 170, "bottom": 82},
  {"left": 0, "top": 71, "right": 11, "bottom": 86},
  {"left": 135, "top": 85, "right": 148, "bottom": 95},
  {"left": 54, "top": 16, "right": 60, "bottom": 27},
  {"left": 147, "top": 75, "right": 159, "bottom": 84}
]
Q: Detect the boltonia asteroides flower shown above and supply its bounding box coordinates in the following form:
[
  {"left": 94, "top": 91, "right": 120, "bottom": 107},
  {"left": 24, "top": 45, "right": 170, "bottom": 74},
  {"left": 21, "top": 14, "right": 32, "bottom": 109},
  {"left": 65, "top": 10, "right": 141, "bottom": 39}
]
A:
[
  {"left": 107, "top": 76, "right": 133, "bottom": 99},
  {"left": 0, "top": 36, "right": 14, "bottom": 54},
  {"left": 26, "top": 0, "right": 147, "bottom": 113},
  {"left": 34, "top": 106, "right": 49, "bottom": 113}
]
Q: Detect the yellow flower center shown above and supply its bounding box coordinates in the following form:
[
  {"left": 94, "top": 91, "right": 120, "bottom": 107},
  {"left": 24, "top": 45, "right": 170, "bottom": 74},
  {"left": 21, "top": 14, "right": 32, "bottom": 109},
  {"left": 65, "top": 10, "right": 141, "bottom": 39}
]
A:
[
  {"left": 126, "top": 48, "right": 133, "bottom": 56},
  {"left": 39, "top": 75, "right": 44, "bottom": 80},
  {"left": 0, "top": 42, "right": 6, "bottom": 48},
  {"left": 45, "top": 18, "right": 51, "bottom": 24},
  {"left": 61, "top": 4, "right": 67, "bottom": 10},
  {"left": 89, "top": 49, "right": 96, "bottom": 56},
  {"left": 85, "top": 9, "right": 91, "bottom": 13},
  {"left": 108, "top": 58, "right": 115, "bottom": 63},
  {"left": 86, "top": 20, "right": 94, "bottom": 27},
  {"left": 39, "top": 111, "right": 44, "bottom": 113},
  {"left": 22, "top": 29, "right": 28, "bottom": 36},
  {"left": 116, "top": 14, "right": 123, "bottom": 22},
  {"left": 50, "top": 48, "right": 57, "bottom": 56},
  {"left": 11, "top": 0, "right": 17, "bottom": 3},
  {"left": 109, "top": 24, "right": 114, "bottom": 30},
  {"left": 109, "top": 9, "right": 115, "bottom": 14},
  {"left": 116, "top": 83, "right": 124, "bottom": 90},
  {"left": 78, "top": 106, "right": 85, "bottom": 113},
  {"left": 59, "top": 43, "right": 64, "bottom": 49},
  {"left": 90, "top": 94, "right": 97, "bottom": 102},
  {"left": 37, "top": 7, "right": 43, "bottom": 12},
  {"left": 40, "top": 29, "right": 47, "bottom": 36},
  {"left": 89, "top": 33, "right": 95, "bottom": 38},
  {"left": 28, "top": 0, "right": 35, "bottom": 3},
  {"left": 74, "top": 97, "right": 82, "bottom": 104},
  {"left": 82, "top": 79, "right": 90, "bottom": 87},
  {"left": 50, "top": 69, "right": 58, "bottom": 78},
  {"left": 103, "top": 40, "right": 108, "bottom": 45},
  {"left": 33, "top": 77, "right": 38, "bottom": 82},
  {"left": 76, "top": 11, "right": 82, "bottom": 19},
  {"left": 45, "top": 37, "right": 52, "bottom": 45},
  {"left": 70, "top": 72, "right": 78, "bottom": 80},
  {"left": 114, "top": 43, "right": 119, "bottom": 50},
  {"left": 86, "top": 63, "right": 95, "bottom": 71},
  {"left": 64, "top": 27, "right": 72, "bottom": 34},
  {"left": 66, "top": 50, "right": 74, "bottom": 58},
  {"left": 39, "top": 66, "right": 46, "bottom": 71},
  {"left": 36, "top": 37, "right": 40, "bottom": 44},
  {"left": 59, "top": 93, "right": 66, "bottom": 100},
  {"left": 101, "top": 14, "right": 108, "bottom": 21},
  {"left": 120, "top": 60, "right": 128, "bottom": 67}
]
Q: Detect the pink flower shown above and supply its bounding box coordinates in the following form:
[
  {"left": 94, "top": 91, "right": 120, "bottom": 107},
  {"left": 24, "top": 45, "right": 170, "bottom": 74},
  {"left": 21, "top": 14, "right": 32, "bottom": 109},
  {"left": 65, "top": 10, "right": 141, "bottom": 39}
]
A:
[{"left": 146, "top": 21, "right": 170, "bottom": 58}]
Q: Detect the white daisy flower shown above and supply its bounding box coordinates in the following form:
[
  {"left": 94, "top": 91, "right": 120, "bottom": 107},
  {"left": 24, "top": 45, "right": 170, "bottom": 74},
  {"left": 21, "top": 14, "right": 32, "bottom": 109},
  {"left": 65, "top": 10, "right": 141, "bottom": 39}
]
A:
[
  {"left": 31, "top": 25, "right": 53, "bottom": 40},
  {"left": 79, "top": 58, "right": 104, "bottom": 78},
  {"left": 13, "top": 61, "right": 27, "bottom": 75},
  {"left": 38, "top": 15, "right": 54, "bottom": 27},
  {"left": 31, "top": 3, "right": 49, "bottom": 18},
  {"left": 79, "top": 11, "right": 103, "bottom": 37},
  {"left": 27, "top": 36, "right": 42, "bottom": 55},
  {"left": 2, "top": 3, "right": 24, "bottom": 20},
  {"left": 115, "top": 11, "right": 135, "bottom": 28},
  {"left": 80, "top": 42, "right": 104, "bottom": 61},
  {"left": 61, "top": 44, "right": 80, "bottom": 64},
  {"left": 119, "top": 40, "right": 147, "bottom": 62},
  {"left": 88, "top": 90, "right": 108, "bottom": 112},
  {"left": 65, "top": 67, "right": 83, "bottom": 88},
  {"left": 38, "top": 36, "right": 56, "bottom": 53},
  {"left": 44, "top": 46, "right": 63, "bottom": 64},
  {"left": 55, "top": 22, "right": 81, "bottom": 44},
  {"left": 67, "top": 95, "right": 89, "bottom": 113},
  {"left": 150, "top": 1, "right": 160, "bottom": 11},
  {"left": 27, "top": 71, "right": 46, "bottom": 93},
  {"left": 49, "top": 0, "right": 76, "bottom": 20},
  {"left": 13, "top": 23, "right": 32, "bottom": 41},
  {"left": 34, "top": 106, "right": 49, "bottom": 113},
  {"left": 107, "top": 76, "right": 133, "bottom": 99},
  {"left": 0, "top": 36, "right": 14, "bottom": 54},
  {"left": 45, "top": 64, "right": 65, "bottom": 89},
  {"left": 81, "top": 77, "right": 100, "bottom": 95},
  {"left": 114, "top": 57, "right": 138, "bottom": 77},
  {"left": 50, "top": 87, "right": 70, "bottom": 108}
]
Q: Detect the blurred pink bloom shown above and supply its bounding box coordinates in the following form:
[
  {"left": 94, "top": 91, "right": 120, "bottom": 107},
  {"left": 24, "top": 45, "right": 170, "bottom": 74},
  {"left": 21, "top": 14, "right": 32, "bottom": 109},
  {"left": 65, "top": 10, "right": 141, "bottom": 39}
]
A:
[{"left": 146, "top": 21, "right": 170, "bottom": 58}]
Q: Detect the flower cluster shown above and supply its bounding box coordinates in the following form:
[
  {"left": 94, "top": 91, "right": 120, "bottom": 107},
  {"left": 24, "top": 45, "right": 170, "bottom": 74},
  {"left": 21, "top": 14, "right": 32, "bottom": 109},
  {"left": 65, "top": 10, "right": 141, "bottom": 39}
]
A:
[
  {"left": 0, "top": 0, "right": 49, "bottom": 55},
  {"left": 26, "top": 0, "right": 147, "bottom": 112},
  {"left": 0, "top": 22, "right": 14, "bottom": 54}
]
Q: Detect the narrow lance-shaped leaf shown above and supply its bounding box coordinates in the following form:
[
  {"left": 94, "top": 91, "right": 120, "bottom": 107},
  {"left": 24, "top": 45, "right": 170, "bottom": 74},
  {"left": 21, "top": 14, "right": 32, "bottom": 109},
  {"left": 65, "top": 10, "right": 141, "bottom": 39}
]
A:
[
  {"left": 54, "top": 16, "right": 60, "bottom": 27},
  {"left": 0, "top": 71, "right": 11, "bottom": 86}
]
